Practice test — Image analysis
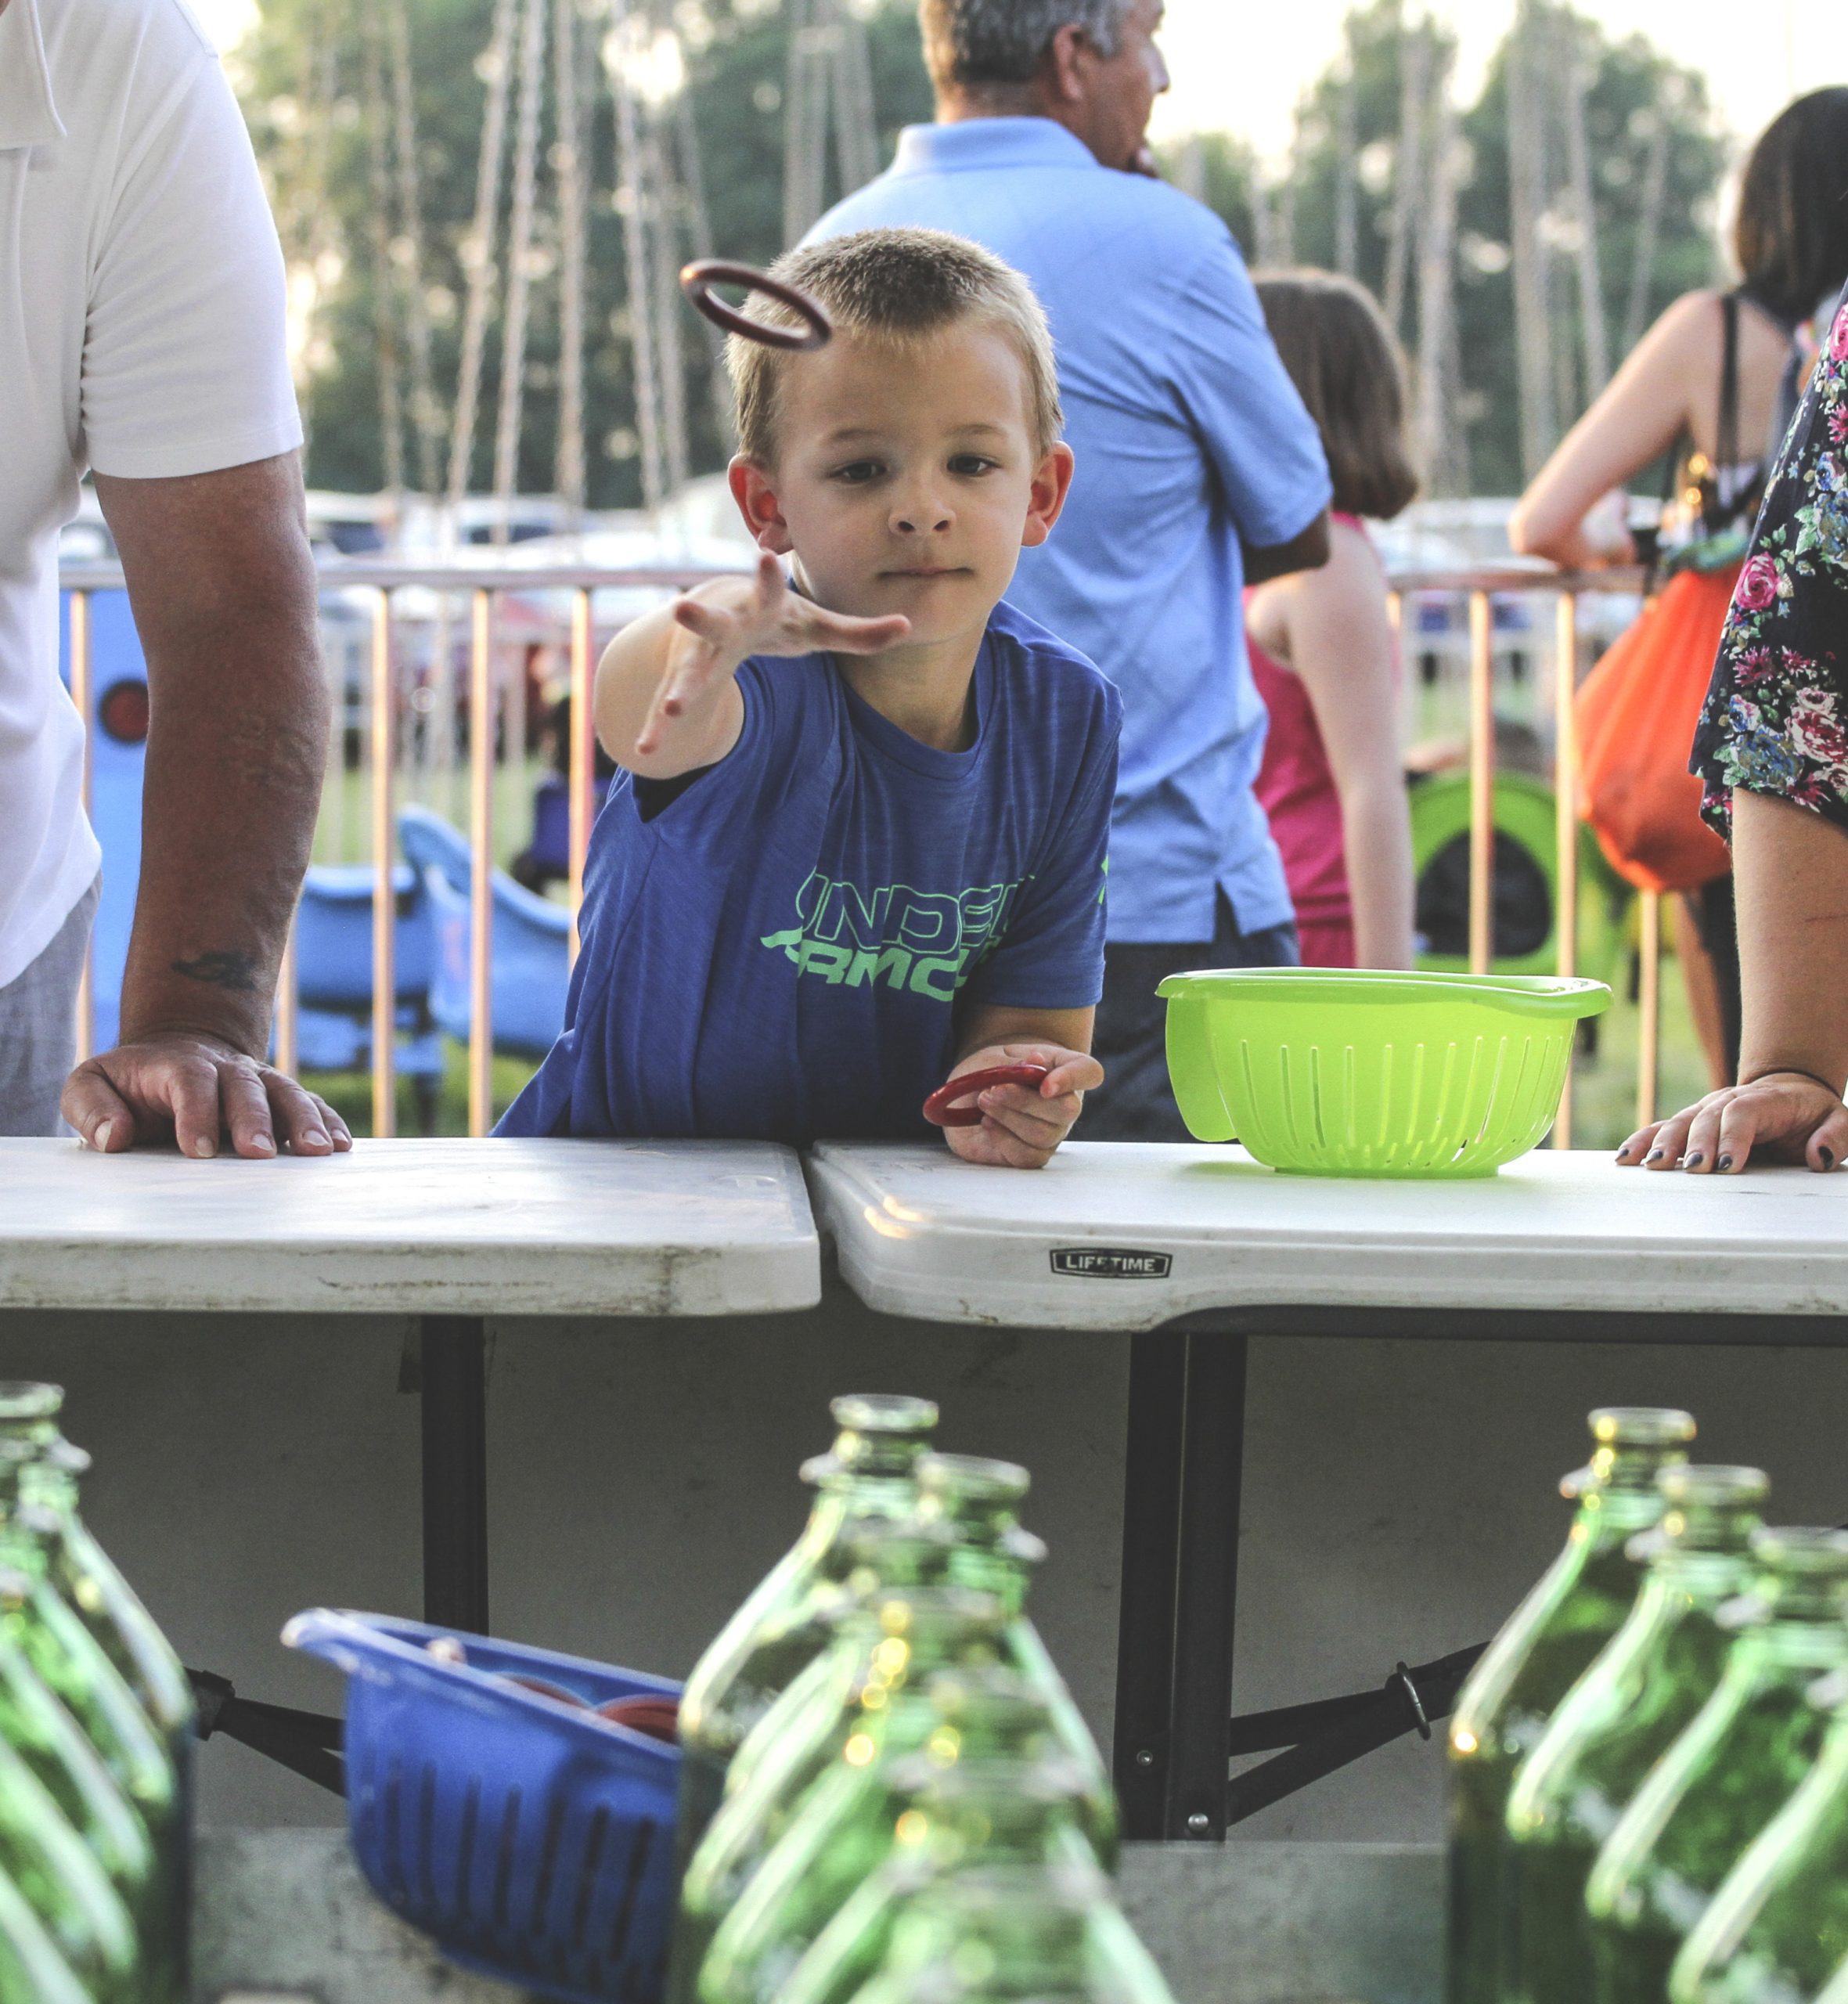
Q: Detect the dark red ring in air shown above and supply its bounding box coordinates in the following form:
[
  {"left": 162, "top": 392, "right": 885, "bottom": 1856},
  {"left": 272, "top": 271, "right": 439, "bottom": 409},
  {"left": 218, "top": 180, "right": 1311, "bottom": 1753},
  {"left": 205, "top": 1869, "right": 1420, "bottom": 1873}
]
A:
[
  {"left": 680, "top": 260, "right": 834, "bottom": 352},
  {"left": 924, "top": 1064, "right": 1054, "bottom": 1129}
]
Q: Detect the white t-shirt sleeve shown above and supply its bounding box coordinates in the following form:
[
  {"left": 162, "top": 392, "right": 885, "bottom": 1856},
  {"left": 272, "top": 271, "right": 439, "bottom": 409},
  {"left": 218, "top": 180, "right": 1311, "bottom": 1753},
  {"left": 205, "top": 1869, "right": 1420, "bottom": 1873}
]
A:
[{"left": 81, "top": 35, "right": 303, "bottom": 479}]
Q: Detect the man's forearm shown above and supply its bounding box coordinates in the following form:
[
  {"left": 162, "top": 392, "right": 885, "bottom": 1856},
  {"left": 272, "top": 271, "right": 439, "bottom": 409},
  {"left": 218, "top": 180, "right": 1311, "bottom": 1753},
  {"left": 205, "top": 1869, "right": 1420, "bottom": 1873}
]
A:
[
  {"left": 98, "top": 458, "right": 327, "bottom": 1058},
  {"left": 125, "top": 610, "right": 325, "bottom": 1054},
  {"left": 1243, "top": 511, "right": 1332, "bottom": 586}
]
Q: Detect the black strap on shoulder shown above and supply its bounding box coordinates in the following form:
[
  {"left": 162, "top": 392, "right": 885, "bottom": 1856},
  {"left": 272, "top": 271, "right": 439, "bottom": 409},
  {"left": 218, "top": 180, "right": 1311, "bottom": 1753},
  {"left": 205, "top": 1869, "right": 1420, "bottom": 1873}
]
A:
[
  {"left": 188, "top": 1667, "right": 346, "bottom": 1797},
  {"left": 1224, "top": 1641, "right": 1485, "bottom": 1826},
  {"left": 1712, "top": 290, "right": 1742, "bottom": 535}
]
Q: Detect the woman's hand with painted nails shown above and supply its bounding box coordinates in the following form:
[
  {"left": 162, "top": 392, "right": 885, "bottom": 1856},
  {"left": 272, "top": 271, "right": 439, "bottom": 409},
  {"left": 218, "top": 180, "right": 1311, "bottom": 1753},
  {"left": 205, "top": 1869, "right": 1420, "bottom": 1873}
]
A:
[{"left": 1616, "top": 1072, "right": 1848, "bottom": 1176}]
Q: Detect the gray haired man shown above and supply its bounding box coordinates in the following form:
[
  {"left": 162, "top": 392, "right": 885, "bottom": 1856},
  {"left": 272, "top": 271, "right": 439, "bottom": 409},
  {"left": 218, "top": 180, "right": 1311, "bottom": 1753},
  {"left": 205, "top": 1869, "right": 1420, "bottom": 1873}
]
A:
[{"left": 812, "top": 0, "right": 1332, "bottom": 1139}]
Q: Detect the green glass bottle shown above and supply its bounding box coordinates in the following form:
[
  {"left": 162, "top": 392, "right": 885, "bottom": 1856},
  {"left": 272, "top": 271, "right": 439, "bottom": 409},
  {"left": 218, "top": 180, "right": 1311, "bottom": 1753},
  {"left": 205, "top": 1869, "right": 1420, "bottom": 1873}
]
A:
[
  {"left": 777, "top": 1748, "right": 1112, "bottom": 2004},
  {"left": 0, "top": 1387, "right": 195, "bottom": 1754},
  {"left": 0, "top": 1862, "right": 92, "bottom": 2004},
  {"left": 697, "top": 1670, "right": 1084, "bottom": 2004},
  {"left": 1586, "top": 1526, "right": 1848, "bottom": 2003},
  {"left": 0, "top": 1567, "right": 153, "bottom": 1927},
  {"left": 671, "top": 1587, "right": 1007, "bottom": 2004},
  {"left": 914, "top": 1455, "right": 1115, "bottom": 1863},
  {"left": 1504, "top": 1463, "right": 1768, "bottom": 2004},
  {"left": 711, "top": 1519, "right": 962, "bottom": 1826},
  {"left": 1446, "top": 1406, "right": 1696, "bottom": 2004},
  {"left": 1809, "top": 1956, "right": 1848, "bottom": 2004},
  {"left": 841, "top": 1862, "right": 1176, "bottom": 2004},
  {"left": 0, "top": 1736, "right": 136, "bottom": 2003},
  {"left": 0, "top": 1537, "right": 181, "bottom": 2002},
  {"left": 1666, "top": 1674, "right": 1848, "bottom": 2004},
  {"left": 676, "top": 1396, "right": 939, "bottom": 1865}
]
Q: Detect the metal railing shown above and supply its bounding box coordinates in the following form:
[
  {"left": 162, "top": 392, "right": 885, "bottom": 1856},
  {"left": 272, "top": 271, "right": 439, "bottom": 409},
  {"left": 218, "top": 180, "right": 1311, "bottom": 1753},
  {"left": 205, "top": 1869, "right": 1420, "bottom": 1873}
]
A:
[
  {"left": 61, "top": 557, "right": 1670, "bottom": 1144},
  {"left": 1387, "top": 564, "right": 1655, "bottom": 1147},
  {"left": 59, "top": 560, "right": 717, "bottom": 1136}
]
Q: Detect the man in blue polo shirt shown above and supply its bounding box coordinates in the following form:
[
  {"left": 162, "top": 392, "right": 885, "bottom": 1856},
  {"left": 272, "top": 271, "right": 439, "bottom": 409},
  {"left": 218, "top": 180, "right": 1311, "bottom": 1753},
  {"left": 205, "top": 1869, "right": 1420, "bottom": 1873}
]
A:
[{"left": 810, "top": 0, "right": 1333, "bottom": 1139}]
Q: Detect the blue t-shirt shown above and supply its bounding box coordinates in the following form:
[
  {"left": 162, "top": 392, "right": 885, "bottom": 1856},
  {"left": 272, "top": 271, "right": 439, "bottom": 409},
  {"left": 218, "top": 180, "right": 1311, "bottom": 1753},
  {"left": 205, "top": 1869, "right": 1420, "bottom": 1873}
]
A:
[
  {"left": 812, "top": 120, "right": 1333, "bottom": 943},
  {"left": 497, "top": 600, "right": 1121, "bottom": 1145}
]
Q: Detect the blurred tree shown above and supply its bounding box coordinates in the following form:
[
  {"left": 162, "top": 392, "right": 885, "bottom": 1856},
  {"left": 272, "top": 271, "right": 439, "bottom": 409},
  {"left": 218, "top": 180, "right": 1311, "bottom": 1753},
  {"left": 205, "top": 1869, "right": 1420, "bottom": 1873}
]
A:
[
  {"left": 244, "top": 0, "right": 1727, "bottom": 506},
  {"left": 240, "top": 0, "right": 933, "bottom": 506},
  {"left": 1456, "top": 5, "right": 1726, "bottom": 494},
  {"left": 1170, "top": 0, "right": 1727, "bottom": 498}
]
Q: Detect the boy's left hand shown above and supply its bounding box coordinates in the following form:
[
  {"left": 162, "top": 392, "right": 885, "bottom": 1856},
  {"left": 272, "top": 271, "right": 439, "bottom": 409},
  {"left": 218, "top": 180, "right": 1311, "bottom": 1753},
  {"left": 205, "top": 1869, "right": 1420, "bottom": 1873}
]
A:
[{"left": 941, "top": 1043, "right": 1103, "bottom": 1170}]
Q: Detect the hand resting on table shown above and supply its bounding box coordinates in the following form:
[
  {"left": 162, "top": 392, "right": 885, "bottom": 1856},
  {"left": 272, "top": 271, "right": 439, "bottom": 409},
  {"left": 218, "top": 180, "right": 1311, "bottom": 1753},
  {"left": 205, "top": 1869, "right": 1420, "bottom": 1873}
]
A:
[{"left": 1617, "top": 1070, "right": 1848, "bottom": 1176}]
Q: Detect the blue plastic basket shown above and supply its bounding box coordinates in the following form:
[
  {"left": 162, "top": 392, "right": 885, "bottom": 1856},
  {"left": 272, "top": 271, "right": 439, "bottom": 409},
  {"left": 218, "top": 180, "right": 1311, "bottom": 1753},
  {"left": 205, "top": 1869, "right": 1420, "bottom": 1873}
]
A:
[{"left": 285, "top": 1609, "right": 683, "bottom": 2004}]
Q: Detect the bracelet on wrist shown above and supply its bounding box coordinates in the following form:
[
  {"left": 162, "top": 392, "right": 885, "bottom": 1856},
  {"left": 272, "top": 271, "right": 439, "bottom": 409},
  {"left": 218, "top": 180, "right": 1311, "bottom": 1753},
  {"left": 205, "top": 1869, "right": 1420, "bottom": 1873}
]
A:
[{"left": 1739, "top": 1065, "right": 1846, "bottom": 1099}]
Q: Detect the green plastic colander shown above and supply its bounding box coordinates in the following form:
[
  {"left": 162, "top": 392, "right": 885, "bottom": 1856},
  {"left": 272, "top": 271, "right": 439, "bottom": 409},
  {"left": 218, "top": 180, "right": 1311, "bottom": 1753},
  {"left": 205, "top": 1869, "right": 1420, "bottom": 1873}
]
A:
[{"left": 1157, "top": 968, "right": 1612, "bottom": 1177}]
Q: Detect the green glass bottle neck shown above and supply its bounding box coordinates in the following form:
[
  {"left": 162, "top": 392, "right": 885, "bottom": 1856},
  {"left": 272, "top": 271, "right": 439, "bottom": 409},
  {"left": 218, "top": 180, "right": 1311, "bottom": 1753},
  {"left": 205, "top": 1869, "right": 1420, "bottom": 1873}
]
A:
[
  {"left": 800, "top": 1476, "right": 924, "bottom": 1561},
  {"left": 944, "top": 1547, "right": 1028, "bottom": 1617},
  {"left": 919, "top": 1788, "right": 1083, "bottom": 1858},
  {"left": 1572, "top": 1485, "right": 1672, "bottom": 1555},
  {"left": 0, "top": 1513, "right": 56, "bottom": 1580},
  {"left": 819, "top": 1408, "right": 935, "bottom": 1482},
  {"left": 1730, "top": 1614, "right": 1848, "bottom": 1676},
  {"left": 0, "top": 1386, "right": 66, "bottom": 1459},
  {"left": 1813, "top": 1706, "right": 1848, "bottom": 1797},
  {"left": 925, "top": 1498, "right": 1022, "bottom": 1545},
  {"left": 929, "top": 1715, "right": 1055, "bottom": 1766},
  {"left": 1623, "top": 1566, "right": 1745, "bottom": 1635},
  {"left": 852, "top": 1626, "right": 1005, "bottom": 1706}
]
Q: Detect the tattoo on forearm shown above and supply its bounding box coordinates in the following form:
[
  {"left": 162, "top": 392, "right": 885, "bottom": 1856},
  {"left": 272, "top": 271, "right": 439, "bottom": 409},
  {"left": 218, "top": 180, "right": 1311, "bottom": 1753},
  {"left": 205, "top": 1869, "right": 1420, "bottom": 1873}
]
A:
[{"left": 170, "top": 950, "right": 261, "bottom": 993}]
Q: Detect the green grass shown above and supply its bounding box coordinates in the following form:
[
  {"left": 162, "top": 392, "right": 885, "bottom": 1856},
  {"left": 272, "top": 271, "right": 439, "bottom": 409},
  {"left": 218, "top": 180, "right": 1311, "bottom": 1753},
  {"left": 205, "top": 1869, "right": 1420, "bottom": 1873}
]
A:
[{"left": 303, "top": 1042, "right": 538, "bottom": 1137}]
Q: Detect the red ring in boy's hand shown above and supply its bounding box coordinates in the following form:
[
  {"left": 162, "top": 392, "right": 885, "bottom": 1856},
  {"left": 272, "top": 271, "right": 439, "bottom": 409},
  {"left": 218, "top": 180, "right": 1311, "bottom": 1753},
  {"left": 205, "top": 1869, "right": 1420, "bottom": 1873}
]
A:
[
  {"left": 680, "top": 261, "right": 833, "bottom": 352},
  {"left": 924, "top": 1064, "right": 1053, "bottom": 1129}
]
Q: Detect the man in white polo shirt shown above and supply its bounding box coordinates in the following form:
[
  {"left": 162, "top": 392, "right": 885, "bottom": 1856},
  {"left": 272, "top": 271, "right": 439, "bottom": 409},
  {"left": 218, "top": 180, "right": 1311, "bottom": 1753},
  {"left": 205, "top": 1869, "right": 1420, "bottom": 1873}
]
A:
[{"left": 1, "top": 0, "right": 351, "bottom": 1159}]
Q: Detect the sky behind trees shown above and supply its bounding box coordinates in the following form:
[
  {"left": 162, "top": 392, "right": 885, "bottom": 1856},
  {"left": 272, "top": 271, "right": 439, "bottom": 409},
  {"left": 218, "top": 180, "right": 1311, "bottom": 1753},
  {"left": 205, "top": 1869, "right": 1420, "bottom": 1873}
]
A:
[
  {"left": 1147, "top": 0, "right": 1839, "bottom": 164},
  {"left": 196, "top": 0, "right": 1845, "bottom": 160}
]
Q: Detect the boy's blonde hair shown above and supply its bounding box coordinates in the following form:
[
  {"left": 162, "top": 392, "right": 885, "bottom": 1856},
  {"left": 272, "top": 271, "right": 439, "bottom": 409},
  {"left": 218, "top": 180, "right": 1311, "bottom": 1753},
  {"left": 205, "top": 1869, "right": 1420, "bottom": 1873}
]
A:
[{"left": 728, "top": 227, "right": 1063, "bottom": 465}]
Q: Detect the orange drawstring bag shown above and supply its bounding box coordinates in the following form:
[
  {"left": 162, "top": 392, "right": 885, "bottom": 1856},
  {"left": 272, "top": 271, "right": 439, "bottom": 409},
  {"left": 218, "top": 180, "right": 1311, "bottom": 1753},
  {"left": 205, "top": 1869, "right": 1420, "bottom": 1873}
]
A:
[{"left": 1572, "top": 566, "right": 1738, "bottom": 893}]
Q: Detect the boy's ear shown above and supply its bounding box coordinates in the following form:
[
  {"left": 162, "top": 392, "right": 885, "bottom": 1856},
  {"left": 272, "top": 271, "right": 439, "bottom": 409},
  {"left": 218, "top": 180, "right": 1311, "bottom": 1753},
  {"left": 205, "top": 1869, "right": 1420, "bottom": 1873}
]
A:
[
  {"left": 729, "top": 456, "right": 796, "bottom": 556},
  {"left": 1021, "top": 443, "right": 1076, "bottom": 551}
]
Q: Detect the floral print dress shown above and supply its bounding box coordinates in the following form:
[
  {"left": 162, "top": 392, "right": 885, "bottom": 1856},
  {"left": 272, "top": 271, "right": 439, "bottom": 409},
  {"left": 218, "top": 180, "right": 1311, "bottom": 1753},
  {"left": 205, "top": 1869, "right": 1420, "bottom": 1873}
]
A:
[{"left": 1695, "top": 283, "right": 1848, "bottom": 834}]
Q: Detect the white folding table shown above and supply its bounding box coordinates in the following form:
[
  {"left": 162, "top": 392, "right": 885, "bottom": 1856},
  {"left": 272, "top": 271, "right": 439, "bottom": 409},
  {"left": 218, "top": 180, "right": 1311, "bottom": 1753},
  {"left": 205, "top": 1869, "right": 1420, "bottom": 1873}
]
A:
[
  {"left": 0, "top": 1137, "right": 821, "bottom": 1634},
  {"left": 809, "top": 1141, "right": 1848, "bottom": 1844}
]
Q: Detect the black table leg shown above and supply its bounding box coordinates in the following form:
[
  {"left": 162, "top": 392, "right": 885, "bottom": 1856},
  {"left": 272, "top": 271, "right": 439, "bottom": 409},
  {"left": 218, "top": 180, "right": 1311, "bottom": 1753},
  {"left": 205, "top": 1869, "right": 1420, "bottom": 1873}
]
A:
[
  {"left": 420, "top": 1314, "right": 489, "bottom": 1635},
  {"left": 1163, "top": 1331, "right": 1248, "bottom": 1840},
  {"left": 1112, "top": 1328, "right": 1187, "bottom": 1839}
]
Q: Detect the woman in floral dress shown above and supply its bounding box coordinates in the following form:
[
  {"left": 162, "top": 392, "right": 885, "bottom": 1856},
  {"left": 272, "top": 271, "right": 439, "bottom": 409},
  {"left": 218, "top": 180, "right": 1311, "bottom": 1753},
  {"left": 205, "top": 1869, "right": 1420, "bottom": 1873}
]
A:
[
  {"left": 1621, "top": 282, "right": 1848, "bottom": 1174},
  {"left": 1513, "top": 89, "right": 1848, "bottom": 1087}
]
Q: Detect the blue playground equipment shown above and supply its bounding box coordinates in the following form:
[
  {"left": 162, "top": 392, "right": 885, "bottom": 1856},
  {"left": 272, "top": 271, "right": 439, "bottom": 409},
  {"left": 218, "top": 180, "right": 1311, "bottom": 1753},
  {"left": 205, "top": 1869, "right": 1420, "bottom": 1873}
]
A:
[
  {"left": 512, "top": 771, "right": 614, "bottom": 893},
  {"left": 61, "top": 589, "right": 449, "bottom": 1109},
  {"left": 60, "top": 589, "right": 146, "bottom": 1053},
  {"left": 59, "top": 589, "right": 567, "bottom": 1109},
  {"left": 291, "top": 865, "right": 446, "bottom": 1127},
  {"left": 399, "top": 804, "right": 572, "bottom": 1058}
]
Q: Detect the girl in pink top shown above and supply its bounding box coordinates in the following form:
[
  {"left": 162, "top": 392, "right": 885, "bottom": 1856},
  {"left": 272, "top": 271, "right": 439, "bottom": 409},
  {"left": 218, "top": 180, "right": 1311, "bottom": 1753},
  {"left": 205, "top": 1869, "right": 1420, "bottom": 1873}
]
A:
[{"left": 1245, "top": 272, "right": 1418, "bottom": 969}]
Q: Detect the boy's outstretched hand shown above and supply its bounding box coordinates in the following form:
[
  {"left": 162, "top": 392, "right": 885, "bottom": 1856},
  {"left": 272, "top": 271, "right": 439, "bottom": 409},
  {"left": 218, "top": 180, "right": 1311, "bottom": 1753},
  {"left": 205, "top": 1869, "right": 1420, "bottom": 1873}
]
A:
[
  {"left": 627, "top": 553, "right": 911, "bottom": 767},
  {"left": 941, "top": 1042, "right": 1104, "bottom": 1170}
]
